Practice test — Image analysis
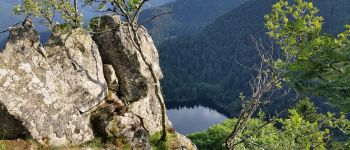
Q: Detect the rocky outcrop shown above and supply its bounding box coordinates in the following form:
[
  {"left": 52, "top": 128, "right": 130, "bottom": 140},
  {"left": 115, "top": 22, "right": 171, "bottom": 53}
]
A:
[
  {"left": 92, "top": 15, "right": 167, "bottom": 134},
  {"left": 45, "top": 28, "right": 107, "bottom": 113},
  {"left": 0, "top": 16, "right": 197, "bottom": 149},
  {"left": 0, "top": 19, "right": 107, "bottom": 146}
]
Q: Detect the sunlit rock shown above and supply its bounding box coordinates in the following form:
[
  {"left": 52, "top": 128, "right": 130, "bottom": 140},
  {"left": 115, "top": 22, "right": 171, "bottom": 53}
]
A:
[{"left": 0, "top": 18, "right": 107, "bottom": 146}]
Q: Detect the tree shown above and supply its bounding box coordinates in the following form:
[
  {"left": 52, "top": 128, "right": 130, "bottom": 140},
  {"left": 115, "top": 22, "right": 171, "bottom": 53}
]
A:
[
  {"left": 265, "top": 0, "right": 350, "bottom": 112},
  {"left": 225, "top": 0, "right": 350, "bottom": 149},
  {"left": 295, "top": 98, "right": 321, "bottom": 123},
  {"left": 225, "top": 38, "right": 292, "bottom": 149},
  {"left": 13, "top": 0, "right": 82, "bottom": 28},
  {"left": 190, "top": 101, "right": 350, "bottom": 150}
]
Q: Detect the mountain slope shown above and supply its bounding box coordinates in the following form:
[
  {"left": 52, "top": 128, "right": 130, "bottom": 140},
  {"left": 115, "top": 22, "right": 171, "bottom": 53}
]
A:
[
  {"left": 143, "top": 0, "right": 175, "bottom": 9},
  {"left": 0, "top": 0, "right": 242, "bottom": 48},
  {"left": 140, "top": 0, "right": 245, "bottom": 44},
  {"left": 159, "top": 0, "right": 350, "bottom": 114}
]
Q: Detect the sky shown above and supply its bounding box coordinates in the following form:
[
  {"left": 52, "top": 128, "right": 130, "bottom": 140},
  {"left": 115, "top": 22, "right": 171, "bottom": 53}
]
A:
[{"left": 0, "top": 0, "right": 175, "bottom": 48}]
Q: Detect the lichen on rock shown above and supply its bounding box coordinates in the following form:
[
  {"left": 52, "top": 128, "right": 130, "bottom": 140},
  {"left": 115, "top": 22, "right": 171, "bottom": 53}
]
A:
[
  {"left": 0, "top": 18, "right": 107, "bottom": 146},
  {"left": 92, "top": 15, "right": 168, "bottom": 134},
  {"left": 0, "top": 16, "right": 197, "bottom": 149},
  {"left": 91, "top": 98, "right": 152, "bottom": 149}
]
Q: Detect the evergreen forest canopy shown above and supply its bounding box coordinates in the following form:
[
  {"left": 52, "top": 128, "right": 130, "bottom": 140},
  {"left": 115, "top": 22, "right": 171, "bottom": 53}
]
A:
[
  {"left": 159, "top": 0, "right": 350, "bottom": 116},
  {"left": 188, "top": 0, "right": 350, "bottom": 149},
  {"left": 139, "top": 0, "right": 245, "bottom": 44}
]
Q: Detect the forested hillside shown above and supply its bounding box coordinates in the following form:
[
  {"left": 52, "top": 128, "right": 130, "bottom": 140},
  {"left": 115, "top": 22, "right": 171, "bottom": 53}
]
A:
[
  {"left": 143, "top": 0, "right": 175, "bottom": 8},
  {"left": 0, "top": 0, "right": 243, "bottom": 48},
  {"left": 140, "top": 0, "right": 246, "bottom": 44},
  {"left": 159, "top": 0, "right": 350, "bottom": 114}
]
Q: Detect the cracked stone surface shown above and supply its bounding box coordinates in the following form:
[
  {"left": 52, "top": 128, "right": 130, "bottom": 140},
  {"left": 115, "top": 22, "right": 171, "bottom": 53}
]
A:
[
  {"left": 0, "top": 19, "right": 107, "bottom": 146},
  {"left": 92, "top": 15, "right": 169, "bottom": 134},
  {"left": 0, "top": 17, "right": 197, "bottom": 149}
]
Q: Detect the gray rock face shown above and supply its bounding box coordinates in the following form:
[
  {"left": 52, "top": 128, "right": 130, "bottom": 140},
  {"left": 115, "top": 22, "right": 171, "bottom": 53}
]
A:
[
  {"left": 92, "top": 15, "right": 163, "bottom": 103},
  {"left": 92, "top": 15, "right": 167, "bottom": 134},
  {"left": 45, "top": 28, "right": 108, "bottom": 113},
  {"left": 103, "top": 64, "right": 119, "bottom": 92},
  {"left": 91, "top": 101, "right": 152, "bottom": 149},
  {"left": 0, "top": 17, "right": 196, "bottom": 149},
  {"left": 0, "top": 19, "right": 107, "bottom": 146}
]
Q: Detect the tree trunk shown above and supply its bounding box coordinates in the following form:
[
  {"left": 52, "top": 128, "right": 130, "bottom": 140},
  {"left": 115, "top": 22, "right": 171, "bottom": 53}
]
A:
[{"left": 73, "top": 0, "right": 79, "bottom": 27}]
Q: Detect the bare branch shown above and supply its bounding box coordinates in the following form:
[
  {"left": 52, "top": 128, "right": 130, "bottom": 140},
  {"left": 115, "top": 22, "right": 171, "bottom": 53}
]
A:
[
  {"left": 225, "top": 36, "right": 290, "bottom": 149},
  {"left": 0, "top": 16, "right": 29, "bottom": 34},
  {"left": 139, "top": 12, "right": 172, "bottom": 25}
]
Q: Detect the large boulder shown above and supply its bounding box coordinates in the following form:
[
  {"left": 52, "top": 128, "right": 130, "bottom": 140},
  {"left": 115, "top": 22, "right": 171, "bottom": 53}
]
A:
[
  {"left": 45, "top": 27, "right": 108, "bottom": 113},
  {"left": 92, "top": 15, "right": 167, "bottom": 133},
  {"left": 92, "top": 15, "right": 163, "bottom": 103},
  {"left": 0, "top": 19, "right": 107, "bottom": 146}
]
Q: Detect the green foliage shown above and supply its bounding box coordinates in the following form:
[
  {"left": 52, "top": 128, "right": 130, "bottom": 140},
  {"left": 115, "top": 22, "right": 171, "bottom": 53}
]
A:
[
  {"left": 150, "top": 132, "right": 171, "bottom": 150},
  {"left": 188, "top": 102, "right": 350, "bottom": 150},
  {"left": 188, "top": 119, "right": 234, "bottom": 150},
  {"left": 295, "top": 98, "right": 323, "bottom": 123},
  {"left": 188, "top": 118, "right": 280, "bottom": 150},
  {"left": 0, "top": 142, "right": 5, "bottom": 150},
  {"left": 265, "top": 0, "right": 350, "bottom": 111},
  {"left": 81, "top": 138, "right": 103, "bottom": 149},
  {"left": 84, "top": 0, "right": 145, "bottom": 23},
  {"left": 265, "top": 0, "right": 323, "bottom": 58},
  {"left": 278, "top": 109, "right": 328, "bottom": 150},
  {"left": 14, "top": 0, "right": 83, "bottom": 28},
  {"left": 122, "top": 143, "right": 131, "bottom": 150}
]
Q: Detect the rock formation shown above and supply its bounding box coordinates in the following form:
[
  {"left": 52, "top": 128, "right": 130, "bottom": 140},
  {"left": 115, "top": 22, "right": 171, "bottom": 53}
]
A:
[
  {"left": 0, "top": 17, "right": 196, "bottom": 149},
  {"left": 91, "top": 15, "right": 168, "bottom": 134},
  {"left": 0, "top": 19, "right": 107, "bottom": 146}
]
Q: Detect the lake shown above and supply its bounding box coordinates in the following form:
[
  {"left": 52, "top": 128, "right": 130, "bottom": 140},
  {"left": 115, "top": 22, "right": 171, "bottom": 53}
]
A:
[{"left": 166, "top": 100, "right": 229, "bottom": 135}]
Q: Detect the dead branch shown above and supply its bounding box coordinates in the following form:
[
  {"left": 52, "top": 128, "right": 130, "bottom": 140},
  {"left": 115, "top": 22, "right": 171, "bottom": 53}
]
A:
[
  {"left": 225, "top": 36, "right": 293, "bottom": 149},
  {"left": 0, "top": 16, "right": 29, "bottom": 34},
  {"left": 139, "top": 12, "right": 172, "bottom": 25}
]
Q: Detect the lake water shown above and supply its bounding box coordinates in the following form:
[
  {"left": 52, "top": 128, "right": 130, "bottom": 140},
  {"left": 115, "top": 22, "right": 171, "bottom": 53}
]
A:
[{"left": 166, "top": 101, "right": 228, "bottom": 135}]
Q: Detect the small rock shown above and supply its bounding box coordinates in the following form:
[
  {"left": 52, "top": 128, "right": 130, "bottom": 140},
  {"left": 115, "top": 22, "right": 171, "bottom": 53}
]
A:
[
  {"left": 103, "top": 64, "right": 119, "bottom": 92},
  {"left": 91, "top": 108, "right": 151, "bottom": 149}
]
